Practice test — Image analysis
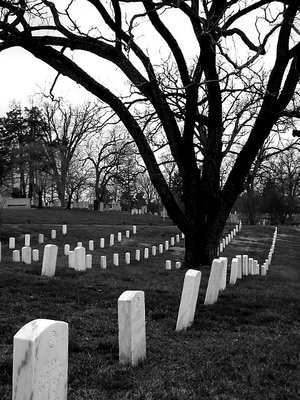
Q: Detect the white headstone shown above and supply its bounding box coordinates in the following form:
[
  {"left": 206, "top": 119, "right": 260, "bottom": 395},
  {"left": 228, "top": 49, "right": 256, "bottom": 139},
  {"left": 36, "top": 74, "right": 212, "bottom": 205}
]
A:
[
  {"left": 100, "top": 255, "right": 107, "bottom": 269},
  {"left": 236, "top": 255, "right": 242, "bottom": 279},
  {"left": 165, "top": 240, "right": 169, "bottom": 251},
  {"left": 222, "top": 238, "right": 226, "bottom": 249},
  {"left": 144, "top": 248, "right": 149, "bottom": 259},
  {"left": 22, "top": 246, "right": 31, "bottom": 264},
  {"left": 219, "top": 257, "right": 228, "bottom": 291},
  {"left": 170, "top": 237, "right": 175, "bottom": 246},
  {"left": 9, "top": 237, "right": 15, "bottom": 249},
  {"left": 159, "top": 244, "right": 163, "bottom": 253},
  {"left": 151, "top": 246, "right": 156, "bottom": 256},
  {"left": 242, "top": 255, "right": 248, "bottom": 276},
  {"left": 248, "top": 258, "right": 254, "bottom": 275},
  {"left": 41, "top": 244, "right": 58, "bottom": 277},
  {"left": 88, "top": 240, "right": 94, "bottom": 251},
  {"left": 219, "top": 242, "right": 223, "bottom": 253},
  {"left": 77, "top": 241, "right": 83, "bottom": 247},
  {"left": 62, "top": 224, "right": 67, "bottom": 234},
  {"left": 51, "top": 229, "right": 56, "bottom": 239},
  {"left": 125, "top": 252, "right": 130, "bottom": 264},
  {"left": 118, "top": 291, "right": 146, "bottom": 366},
  {"left": 32, "top": 249, "right": 39, "bottom": 262},
  {"left": 204, "top": 258, "right": 225, "bottom": 305},
  {"left": 125, "top": 230, "right": 130, "bottom": 238},
  {"left": 74, "top": 246, "right": 86, "bottom": 271},
  {"left": 132, "top": 225, "right": 137, "bottom": 235},
  {"left": 25, "top": 234, "right": 30, "bottom": 247},
  {"left": 68, "top": 251, "right": 75, "bottom": 269},
  {"left": 118, "top": 232, "right": 122, "bottom": 242},
  {"left": 100, "top": 238, "right": 105, "bottom": 248},
  {"left": 64, "top": 244, "right": 70, "bottom": 256},
  {"left": 261, "top": 264, "right": 267, "bottom": 276},
  {"left": 113, "top": 253, "right": 119, "bottom": 266},
  {"left": 110, "top": 234, "right": 114, "bottom": 246},
  {"left": 176, "top": 269, "right": 202, "bottom": 331},
  {"left": 253, "top": 260, "right": 259, "bottom": 275},
  {"left": 229, "top": 258, "right": 238, "bottom": 285},
  {"left": 86, "top": 254, "right": 92, "bottom": 269},
  {"left": 135, "top": 249, "right": 140, "bottom": 261},
  {"left": 13, "top": 250, "right": 20, "bottom": 262},
  {"left": 38, "top": 233, "right": 44, "bottom": 244},
  {"left": 175, "top": 261, "right": 181, "bottom": 269},
  {"left": 12, "top": 318, "right": 68, "bottom": 400},
  {"left": 166, "top": 260, "right": 171, "bottom": 270},
  {"left": 176, "top": 234, "right": 180, "bottom": 243}
]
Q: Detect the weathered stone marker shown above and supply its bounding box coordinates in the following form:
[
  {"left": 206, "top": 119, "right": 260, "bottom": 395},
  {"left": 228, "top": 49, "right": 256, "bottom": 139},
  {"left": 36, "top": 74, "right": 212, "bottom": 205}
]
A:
[
  {"left": 175, "top": 261, "right": 181, "bottom": 269},
  {"left": 219, "top": 257, "right": 228, "bottom": 291},
  {"left": 25, "top": 234, "right": 30, "bottom": 247},
  {"left": 13, "top": 250, "right": 20, "bottom": 262},
  {"left": 151, "top": 246, "right": 156, "bottom": 256},
  {"left": 158, "top": 244, "right": 163, "bottom": 253},
  {"left": 166, "top": 260, "right": 171, "bottom": 270},
  {"left": 41, "top": 244, "right": 58, "bottom": 277},
  {"left": 100, "top": 255, "right": 107, "bottom": 269},
  {"left": 32, "top": 249, "right": 39, "bottom": 262},
  {"left": 100, "top": 238, "right": 105, "bottom": 248},
  {"left": 62, "top": 224, "right": 67, "bottom": 235},
  {"left": 12, "top": 318, "right": 68, "bottom": 400},
  {"left": 248, "top": 258, "right": 254, "bottom": 275},
  {"left": 85, "top": 254, "right": 92, "bottom": 269},
  {"left": 74, "top": 246, "right": 86, "bottom": 271},
  {"left": 204, "top": 258, "right": 225, "bottom": 305},
  {"left": 113, "top": 253, "right": 119, "bottom": 266},
  {"left": 38, "top": 233, "right": 44, "bottom": 244},
  {"left": 132, "top": 225, "right": 137, "bottom": 235},
  {"left": 236, "top": 255, "right": 242, "bottom": 279},
  {"left": 9, "top": 237, "right": 15, "bottom": 249},
  {"left": 51, "top": 229, "right": 56, "bottom": 239},
  {"left": 144, "top": 248, "right": 149, "bottom": 259},
  {"left": 176, "top": 269, "right": 202, "bottom": 331},
  {"left": 68, "top": 251, "right": 75, "bottom": 269},
  {"left": 88, "top": 240, "right": 94, "bottom": 251},
  {"left": 135, "top": 249, "right": 140, "bottom": 261},
  {"left": 110, "top": 234, "right": 114, "bottom": 246},
  {"left": 242, "top": 255, "right": 249, "bottom": 276},
  {"left": 125, "top": 252, "right": 130, "bottom": 264},
  {"left": 118, "top": 290, "right": 146, "bottom": 366},
  {"left": 64, "top": 244, "right": 70, "bottom": 256},
  {"left": 229, "top": 258, "right": 238, "bottom": 285},
  {"left": 22, "top": 246, "right": 32, "bottom": 264}
]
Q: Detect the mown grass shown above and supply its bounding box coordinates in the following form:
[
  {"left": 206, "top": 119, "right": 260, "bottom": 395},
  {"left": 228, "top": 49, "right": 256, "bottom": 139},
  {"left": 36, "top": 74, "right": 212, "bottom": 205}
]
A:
[{"left": 0, "top": 209, "right": 299, "bottom": 399}]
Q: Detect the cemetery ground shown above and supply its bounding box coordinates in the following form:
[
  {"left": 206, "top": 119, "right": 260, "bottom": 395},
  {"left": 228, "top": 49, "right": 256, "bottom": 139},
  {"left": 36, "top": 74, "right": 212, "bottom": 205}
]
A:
[{"left": 0, "top": 209, "right": 299, "bottom": 400}]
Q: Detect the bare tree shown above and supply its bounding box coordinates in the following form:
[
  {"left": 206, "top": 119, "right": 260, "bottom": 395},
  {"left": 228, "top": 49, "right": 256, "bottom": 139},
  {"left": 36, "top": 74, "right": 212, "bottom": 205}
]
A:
[
  {"left": 41, "top": 101, "right": 101, "bottom": 207},
  {"left": 1, "top": 1, "right": 300, "bottom": 266}
]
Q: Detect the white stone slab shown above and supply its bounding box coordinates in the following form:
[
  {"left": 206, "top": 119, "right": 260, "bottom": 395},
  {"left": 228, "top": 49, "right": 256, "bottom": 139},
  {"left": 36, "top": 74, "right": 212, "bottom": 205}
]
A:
[
  {"left": 113, "top": 253, "right": 119, "bottom": 266},
  {"left": 100, "top": 255, "right": 107, "bottom": 269},
  {"left": 64, "top": 244, "right": 70, "bottom": 256},
  {"left": 109, "top": 234, "right": 114, "bottom": 246},
  {"left": 165, "top": 240, "right": 169, "bottom": 251},
  {"left": 51, "top": 229, "right": 56, "bottom": 239},
  {"left": 144, "top": 248, "right": 149, "bottom": 259},
  {"left": 175, "top": 261, "right": 181, "bottom": 269},
  {"left": 219, "top": 243, "right": 223, "bottom": 253},
  {"left": 166, "top": 260, "right": 171, "bottom": 270},
  {"left": 135, "top": 249, "right": 140, "bottom": 261},
  {"left": 204, "top": 258, "right": 225, "bottom": 305},
  {"left": 32, "top": 249, "right": 39, "bottom": 262},
  {"left": 12, "top": 318, "right": 68, "bottom": 400},
  {"left": 13, "top": 250, "right": 20, "bottom": 262},
  {"left": 9, "top": 237, "right": 15, "bottom": 249},
  {"left": 88, "top": 240, "right": 94, "bottom": 251},
  {"left": 25, "top": 234, "right": 30, "bottom": 247},
  {"left": 253, "top": 260, "right": 259, "bottom": 275},
  {"left": 125, "top": 252, "right": 130, "bottom": 264},
  {"left": 38, "top": 233, "right": 44, "bottom": 244},
  {"left": 176, "top": 269, "right": 202, "bottom": 331},
  {"left": 158, "top": 244, "right": 163, "bottom": 253},
  {"left": 118, "top": 291, "right": 146, "bottom": 366},
  {"left": 68, "top": 251, "right": 75, "bottom": 269},
  {"left": 229, "top": 258, "right": 238, "bottom": 285},
  {"left": 248, "top": 258, "right": 254, "bottom": 275},
  {"left": 132, "top": 225, "right": 137, "bottom": 235},
  {"left": 151, "top": 246, "right": 156, "bottom": 256},
  {"left": 86, "top": 254, "right": 92, "bottom": 269},
  {"left": 242, "top": 255, "right": 248, "bottom": 276},
  {"left": 219, "top": 257, "right": 228, "bottom": 291},
  {"left": 62, "top": 224, "right": 67, "bottom": 234},
  {"left": 261, "top": 264, "right": 267, "bottom": 276},
  {"left": 170, "top": 237, "right": 175, "bottom": 246},
  {"left": 41, "top": 244, "right": 58, "bottom": 277},
  {"left": 236, "top": 255, "right": 242, "bottom": 279},
  {"left": 100, "top": 238, "right": 105, "bottom": 248},
  {"left": 77, "top": 241, "right": 82, "bottom": 247},
  {"left": 74, "top": 246, "right": 86, "bottom": 271},
  {"left": 125, "top": 230, "right": 130, "bottom": 238},
  {"left": 176, "top": 234, "right": 180, "bottom": 243},
  {"left": 118, "top": 232, "right": 122, "bottom": 242},
  {"left": 22, "top": 246, "right": 31, "bottom": 264}
]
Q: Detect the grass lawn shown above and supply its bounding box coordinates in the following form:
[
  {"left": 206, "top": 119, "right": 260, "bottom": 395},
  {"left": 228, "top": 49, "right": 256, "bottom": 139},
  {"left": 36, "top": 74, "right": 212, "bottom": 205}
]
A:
[{"left": 0, "top": 209, "right": 299, "bottom": 399}]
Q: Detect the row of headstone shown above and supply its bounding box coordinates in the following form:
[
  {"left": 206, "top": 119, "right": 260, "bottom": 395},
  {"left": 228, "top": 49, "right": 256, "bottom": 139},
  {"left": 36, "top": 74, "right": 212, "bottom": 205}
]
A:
[
  {"left": 219, "top": 220, "right": 242, "bottom": 254},
  {"left": 175, "top": 227, "right": 278, "bottom": 332},
  {"left": 12, "top": 290, "right": 146, "bottom": 398}
]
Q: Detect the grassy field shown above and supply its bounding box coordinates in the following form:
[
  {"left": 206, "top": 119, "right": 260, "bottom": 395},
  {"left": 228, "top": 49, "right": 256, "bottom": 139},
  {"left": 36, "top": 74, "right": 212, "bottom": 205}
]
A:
[{"left": 0, "top": 209, "right": 299, "bottom": 399}]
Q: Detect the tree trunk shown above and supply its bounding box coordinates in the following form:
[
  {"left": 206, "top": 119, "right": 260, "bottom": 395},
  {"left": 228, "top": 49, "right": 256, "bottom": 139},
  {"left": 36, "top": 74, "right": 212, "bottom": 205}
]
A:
[{"left": 37, "top": 191, "right": 43, "bottom": 208}]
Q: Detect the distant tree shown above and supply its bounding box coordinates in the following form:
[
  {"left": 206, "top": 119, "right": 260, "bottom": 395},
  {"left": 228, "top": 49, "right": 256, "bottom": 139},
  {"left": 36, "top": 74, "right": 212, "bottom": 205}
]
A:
[{"left": 41, "top": 101, "right": 100, "bottom": 208}]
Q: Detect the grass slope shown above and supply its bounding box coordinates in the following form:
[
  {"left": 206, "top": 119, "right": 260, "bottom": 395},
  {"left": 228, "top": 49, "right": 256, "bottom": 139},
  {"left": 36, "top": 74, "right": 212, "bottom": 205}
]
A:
[{"left": 0, "top": 209, "right": 299, "bottom": 399}]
